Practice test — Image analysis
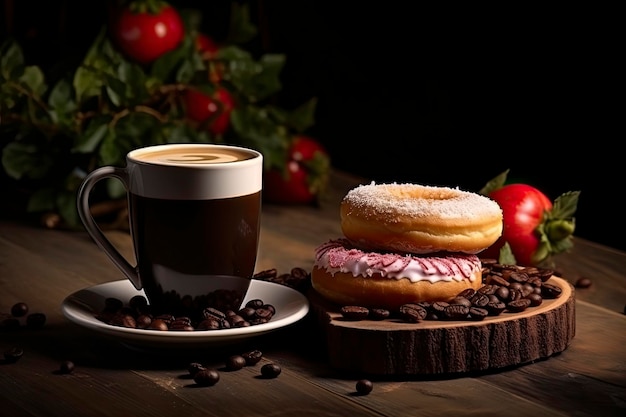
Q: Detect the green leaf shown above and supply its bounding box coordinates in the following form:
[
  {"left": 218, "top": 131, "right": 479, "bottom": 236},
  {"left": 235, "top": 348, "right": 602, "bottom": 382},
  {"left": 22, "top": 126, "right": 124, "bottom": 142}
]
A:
[
  {"left": 56, "top": 190, "right": 81, "bottom": 228},
  {"left": 497, "top": 242, "right": 517, "bottom": 265},
  {"left": 20, "top": 66, "right": 47, "bottom": 96},
  {"left": 110, "top": 61, "right": 148, "bottom": 106},
  {"left": 74, "top": 65, "right": 104, "bottom": 104},
  {"left": 47, "top": 79, "right": 77, "bottom": 126},
  {"left": 1, "top": 141, "right": 54, "bottom": 180},
  {"left": 26, "top": 187, "right": 57, "bottom": 212},
  {"left": 105, "top": 80, "right": 124, "bottom": 107},
  {"left": 0, "top": 40, "right": 25, "bottom": 80},
  {"left": 229, "top": 53, "right": 285, "bottom": 102},
  {"left": 231, "top": 105, "right": 290, "bottom": 169},
  {"left": 550, "top": 190, "right": 581, "bottom": 219},
  {"left": 479, "top": 169, "right": 510, "bottom": 195},
  {"left": 73, "top": 115, "right": 111, "bottom": 153},
  {"left": 98, "top": 129, "right": 126, "bottom": 166},
  {"left": 150, "top": 36, "right": 194, "bottom": 82},
  {"left": 269, "top": 98, "right": 317, "bottom": 132}
]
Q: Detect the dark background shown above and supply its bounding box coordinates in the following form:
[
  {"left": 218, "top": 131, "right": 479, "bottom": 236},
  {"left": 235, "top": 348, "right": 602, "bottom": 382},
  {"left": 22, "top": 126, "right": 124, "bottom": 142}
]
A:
[{"left": 1, "top": 1, "right": 623, "bottom": 251}]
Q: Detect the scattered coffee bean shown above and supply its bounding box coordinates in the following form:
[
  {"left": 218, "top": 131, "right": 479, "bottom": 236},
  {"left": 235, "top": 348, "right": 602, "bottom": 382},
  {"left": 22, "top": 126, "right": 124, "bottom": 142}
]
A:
[
  {"left": 355, "top": 379, "right": 373, "bottom": 395},
  {"left": 260, "top": 363, "right": 281, "bottom": 378},
  {"left": 575, "top": 277, "right": 592, "bottom": 288},
  {"left": 59, "top": 360, "right": 75, "bottom": 374},
  {"left": 340, "top": 306, "right": 370, "bottom": 321},
  {"left": 26, "top": 312, "right": 47, "bottom": 329},
  {"left": 11, "top": 302, "right": 29, "bottom": 317},
  {"left": 188, "top": 362, "right": 205, "bottom": 377},
  {"left": 225, "top": 355, "right": 247, "bottom": 371},
  {"left": 242, "top": 349, "right": 263, "bottom": 366},
  {"left": 1, "top": 317, "right": 20, "bottom": 330},
  {"left": 194, "top": 368, "right": 220, "bottom": 386},
  {"left": 4, "top": 346, "right": 24, "bottom": 363}
]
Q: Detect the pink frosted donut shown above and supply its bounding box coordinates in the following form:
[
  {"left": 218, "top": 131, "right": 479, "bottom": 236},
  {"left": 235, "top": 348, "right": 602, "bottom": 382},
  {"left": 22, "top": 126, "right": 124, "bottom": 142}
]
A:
[
  {"left": 340, "top": 182, "right": 503, "bottom": 254},
  {"left": 311, "top": 239, "right": 483, "bottom": 310}
]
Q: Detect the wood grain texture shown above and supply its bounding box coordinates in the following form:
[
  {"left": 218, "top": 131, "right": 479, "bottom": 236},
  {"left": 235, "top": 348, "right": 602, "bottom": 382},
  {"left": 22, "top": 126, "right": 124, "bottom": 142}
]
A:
[
  {"left": 1, "top": 170, "right": 625, "bottom": 417},
  {"left": 309, "top": 277, "right": 575, "bottom": 375}
]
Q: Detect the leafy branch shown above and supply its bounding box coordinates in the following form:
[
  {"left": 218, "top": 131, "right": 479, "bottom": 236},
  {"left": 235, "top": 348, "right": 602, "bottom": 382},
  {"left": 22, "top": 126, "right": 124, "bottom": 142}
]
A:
[{"left": 0, "top": 3, "right": 317, "bottom": 228}]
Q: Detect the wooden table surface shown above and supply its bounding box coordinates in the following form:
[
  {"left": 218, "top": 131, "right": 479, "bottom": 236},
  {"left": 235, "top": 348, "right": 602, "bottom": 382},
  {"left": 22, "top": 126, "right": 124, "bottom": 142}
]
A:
[{"left": 1, "top": 170, "right": 625, "bottom": 417}]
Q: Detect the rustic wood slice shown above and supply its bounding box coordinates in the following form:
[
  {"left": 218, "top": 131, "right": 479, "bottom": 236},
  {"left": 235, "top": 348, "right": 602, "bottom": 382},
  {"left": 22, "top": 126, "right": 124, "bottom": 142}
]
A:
[{"left": 308, "top": 276, "right": 575, "bottom": 376}]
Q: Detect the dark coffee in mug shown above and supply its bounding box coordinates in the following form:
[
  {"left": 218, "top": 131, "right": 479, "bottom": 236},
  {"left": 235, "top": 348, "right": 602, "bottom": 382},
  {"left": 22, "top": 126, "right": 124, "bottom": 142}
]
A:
[
  {"left": 77, "top": 144, "right": 263, "bottom": 317},
  {"left": 129, "top": 192, "right": 261, "bottom": 314}
]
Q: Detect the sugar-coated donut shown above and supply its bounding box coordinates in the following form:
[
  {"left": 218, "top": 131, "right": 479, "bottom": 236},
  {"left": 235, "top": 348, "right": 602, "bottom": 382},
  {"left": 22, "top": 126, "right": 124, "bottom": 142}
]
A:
[
  {"left": 311, "top": 239, "right": 483, "bottom": 310},
  {"left": 340, "top": 182, "right": 503, "bottom": 254}
]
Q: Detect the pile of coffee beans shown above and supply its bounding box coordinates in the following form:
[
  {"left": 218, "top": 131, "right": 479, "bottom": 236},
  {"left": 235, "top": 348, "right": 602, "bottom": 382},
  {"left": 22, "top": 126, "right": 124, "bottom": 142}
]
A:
[
  {"left": 340, "top": 260, "right": 564, "bottom": 323},
  {"left": 253, "top": 267, "right": 311, "bottom": 293},
  {"left": 96, "top": 296, "right": 276, "bottom": 331}
]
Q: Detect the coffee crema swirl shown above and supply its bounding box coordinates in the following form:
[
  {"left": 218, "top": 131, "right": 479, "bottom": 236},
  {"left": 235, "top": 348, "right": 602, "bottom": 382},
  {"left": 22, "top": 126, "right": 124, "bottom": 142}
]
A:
[{"left": 133, "top": 147, "right": 254, "bottom": 165}]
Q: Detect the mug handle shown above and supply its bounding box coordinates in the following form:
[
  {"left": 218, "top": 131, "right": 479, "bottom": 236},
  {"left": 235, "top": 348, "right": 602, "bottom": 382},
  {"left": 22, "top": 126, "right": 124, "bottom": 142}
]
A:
[{"left": 76, "top": 166, "right": 142, "bottom": 290}]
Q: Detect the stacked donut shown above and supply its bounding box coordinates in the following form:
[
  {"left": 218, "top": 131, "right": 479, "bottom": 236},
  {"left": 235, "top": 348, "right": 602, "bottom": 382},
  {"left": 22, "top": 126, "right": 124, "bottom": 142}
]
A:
[{"left": 311, "top": 182, "right": 503, "bottom": 311}]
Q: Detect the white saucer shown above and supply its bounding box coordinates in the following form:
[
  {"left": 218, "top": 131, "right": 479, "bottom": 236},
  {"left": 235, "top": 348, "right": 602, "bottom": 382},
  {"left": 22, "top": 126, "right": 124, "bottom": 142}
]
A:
[{"left": 62, "top": 279, "right": 309, "bottom": 348}]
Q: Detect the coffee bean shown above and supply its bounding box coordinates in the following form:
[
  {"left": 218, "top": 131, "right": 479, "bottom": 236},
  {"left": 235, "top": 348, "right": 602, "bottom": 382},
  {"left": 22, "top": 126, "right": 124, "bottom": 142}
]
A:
[
  {"left": 104, "top": 297, "right": 123, "bottom": 312},
  {"left": 431, "top": 301, "right": 449, "bottom": 314},
  {"left": 468, "top": 307, "right": 488, "bottom": 321},
  {"left": 507, "top": 298, "right": 531, "bottom": 313},
  {"left": 188, "top": 362, "right": 205, "bottom": 377},
  {"left": 110, "top": 313, "right": 136, "bottom": 328},
  {"left": 129, "top": 295, "right": 148, "bottom": 310},
  {"left": 260, "top": 363, "right": 281, "bottom": 378},
  {"left": 254, "top": 307, "right": 274, "bottom": 320},
  {"left": 245, "top": 299, "right": 265, "bottom": 309},
  {"left": 457, "top": 288, "right": 476, "bottom": 299},
  {"left": 485, "top": 301, "right": 506, "bottom": 316},
  {"left": 226, "top": 355, "right": 247, "bottom": 371},
  {"left": 443, "top": 304, "right": 470, "bottom": 320},
  {"left": 487, "top": 274, "right": 510, "bottom": 287},
  {"left": 399, "top": 303, "right": 427, "bottom": 322},
  {"left": 11, "top": 302, "right": 28, "bottom": 317},
  {"left": 197, "top": 318, "right": 221, "bottom": 330},
  {"left": 59, "top": 360, "right": 75, "bottom": 374},
  {"left": 341, "top": 306, "right": 370, "bottom": 321},
  {"left": 355, "top": 379, "right": 373, "bottom": 395},
  {"left": 148, "top": 319, "right": 169, "bottom": 331},
  {"left": 495, "top": 286, "right": 510, "bottom": 301},
  {"left": 26, "top": 312, "right": 46, "bottom": 329},
  {"left": 541, "top": 283, "right": 563, "bottom": 299},
  {"left": 369, "top": 308, "right": 390, "bottom": 320},
  {"left": 253, "top": 268, "right": 278, "bottom": 280},
  {"left": 135, "top": 314, "right": 152, "bottom": 329},
  {"left": 194, "top": 368, "right": 220, "bottom": 386},
  {"left": 238, "top": 307, "right": 256, "bottom": 319},
  {"left": 449, "top": 296, "right": 472, "bottom": 308},
  {"left": 4, "top": 346, "right": 24, "bottom": 363},
  {"left": 575, "top": 277, "right": 592, "bottom": 288},
  {"left": 470, "top": 293, "right": 490, "bottom": 308},
  {"left": 242, "top": 350, "right": 263, "bottom": 366},
  {"left": 526, "top": 293, "right": 543, "bottom": 307}
]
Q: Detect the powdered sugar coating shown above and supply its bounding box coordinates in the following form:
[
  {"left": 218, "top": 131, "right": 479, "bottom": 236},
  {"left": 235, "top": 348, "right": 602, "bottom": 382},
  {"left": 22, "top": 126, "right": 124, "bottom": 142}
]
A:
[
  {"left": 343, "top": 181, "right": 501, "bottom": 220},
  {"left": 314, "top": 239, "right": 481, "bottom": 284}
]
